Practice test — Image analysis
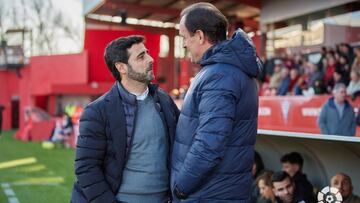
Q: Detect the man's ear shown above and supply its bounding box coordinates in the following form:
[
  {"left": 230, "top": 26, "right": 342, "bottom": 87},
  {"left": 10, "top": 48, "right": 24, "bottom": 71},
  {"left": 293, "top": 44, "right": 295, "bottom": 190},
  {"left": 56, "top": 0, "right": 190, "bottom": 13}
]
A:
[
  {"left": 115, "top": 62, "right": 127, "bottom": 74},
  {"left": 195, "top": 30, "right": 206, "bottom": 45}
]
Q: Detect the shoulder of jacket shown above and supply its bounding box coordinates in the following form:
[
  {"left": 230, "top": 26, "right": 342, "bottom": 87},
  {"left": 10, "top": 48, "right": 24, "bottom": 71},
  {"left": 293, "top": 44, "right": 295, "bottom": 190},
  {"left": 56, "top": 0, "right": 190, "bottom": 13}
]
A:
[
  {"left": 88, "top": 94, "right": 107, "bottom": 108},
  {"left": 84, "top": 91, "right": 113, "bottom": 117},
  {"left": 156, "top": 88, "right": 171, "bottom": 101}
]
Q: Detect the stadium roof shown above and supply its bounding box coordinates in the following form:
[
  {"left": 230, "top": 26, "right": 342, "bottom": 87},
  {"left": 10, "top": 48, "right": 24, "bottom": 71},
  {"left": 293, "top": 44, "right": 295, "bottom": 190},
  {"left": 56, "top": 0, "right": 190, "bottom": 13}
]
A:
[{"left": 83, "top": 0, "right": 260, "bottom": 30}]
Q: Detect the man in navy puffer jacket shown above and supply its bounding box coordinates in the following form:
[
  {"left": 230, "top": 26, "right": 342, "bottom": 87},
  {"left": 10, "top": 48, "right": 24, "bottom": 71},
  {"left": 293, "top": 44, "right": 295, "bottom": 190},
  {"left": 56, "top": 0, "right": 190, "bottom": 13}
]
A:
[
  {"left": 171, "top": 2, "right": 262, "bottom": 202},
  {"left": 71, "top": 36, "right": 179, "bottom": 203}
]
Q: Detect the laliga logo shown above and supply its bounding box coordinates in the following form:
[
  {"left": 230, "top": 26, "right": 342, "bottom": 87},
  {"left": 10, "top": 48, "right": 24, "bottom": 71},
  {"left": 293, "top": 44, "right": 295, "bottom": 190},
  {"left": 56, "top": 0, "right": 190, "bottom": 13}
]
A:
[{"left": 317, "top": 186, "right": 343, "bottom": 203}]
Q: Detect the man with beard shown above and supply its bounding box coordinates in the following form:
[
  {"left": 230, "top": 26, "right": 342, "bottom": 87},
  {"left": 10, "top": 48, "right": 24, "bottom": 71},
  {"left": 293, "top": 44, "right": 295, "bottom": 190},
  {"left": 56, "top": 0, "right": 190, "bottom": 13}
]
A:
[
  {"left": 71, "top": 35, "right": 179, "bottom": 203},
  {"left": 272, "top": 172, "right": 306, "bottom": 203}
]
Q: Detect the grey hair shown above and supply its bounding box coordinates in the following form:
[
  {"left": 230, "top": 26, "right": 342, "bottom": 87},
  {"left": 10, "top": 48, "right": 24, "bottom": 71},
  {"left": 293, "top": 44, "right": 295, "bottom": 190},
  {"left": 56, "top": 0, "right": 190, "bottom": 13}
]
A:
[{"left": 332, "top": 83, "right": 347, "bottom": 94}]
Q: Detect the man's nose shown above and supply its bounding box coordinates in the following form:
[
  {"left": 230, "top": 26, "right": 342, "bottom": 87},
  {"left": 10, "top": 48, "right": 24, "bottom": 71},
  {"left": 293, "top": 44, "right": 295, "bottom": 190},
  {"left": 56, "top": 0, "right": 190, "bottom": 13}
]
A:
[
  {"left": 148, "top": 54, "right": 154, "bottom": 63},
  {"left": 339, "top": 183, "right": 344, "bottom": 189}
]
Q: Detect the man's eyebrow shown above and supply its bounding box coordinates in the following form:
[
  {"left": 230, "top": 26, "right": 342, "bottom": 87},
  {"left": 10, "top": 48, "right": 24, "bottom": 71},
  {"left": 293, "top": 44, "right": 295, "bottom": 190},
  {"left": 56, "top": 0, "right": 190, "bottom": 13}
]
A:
[{"left": 136, "top": 50, "right": 148, "bottom": 58}]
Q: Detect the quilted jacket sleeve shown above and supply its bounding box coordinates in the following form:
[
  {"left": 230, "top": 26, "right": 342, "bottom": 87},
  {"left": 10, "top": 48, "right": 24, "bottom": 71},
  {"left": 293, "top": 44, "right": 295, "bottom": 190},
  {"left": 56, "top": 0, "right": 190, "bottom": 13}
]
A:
[
  {"left": 175, "top": 72, "right": 239, "bottom": 194},
  {"left": 74, "top": 105, "right": 116, "bottom": 203}
]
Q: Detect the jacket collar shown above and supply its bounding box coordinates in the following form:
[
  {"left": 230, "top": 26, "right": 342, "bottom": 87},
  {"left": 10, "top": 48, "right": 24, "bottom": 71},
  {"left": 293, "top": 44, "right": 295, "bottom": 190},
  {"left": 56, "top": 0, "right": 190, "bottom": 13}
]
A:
[
  {"left": 105, "top": 81, "right": 159, "bottom": 104},
  {"left": 328, "top": 97, "right": 350, "bottom": 109},
  {"left": 117, "top": 81, "right": 136, "bottom": 104}
]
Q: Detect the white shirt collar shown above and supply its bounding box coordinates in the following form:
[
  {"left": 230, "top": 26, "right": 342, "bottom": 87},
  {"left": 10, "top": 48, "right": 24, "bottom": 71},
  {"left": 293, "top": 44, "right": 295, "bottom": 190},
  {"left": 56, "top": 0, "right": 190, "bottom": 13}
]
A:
[{"left": 131, "top": 87, "right": 149, "bottom": 101}]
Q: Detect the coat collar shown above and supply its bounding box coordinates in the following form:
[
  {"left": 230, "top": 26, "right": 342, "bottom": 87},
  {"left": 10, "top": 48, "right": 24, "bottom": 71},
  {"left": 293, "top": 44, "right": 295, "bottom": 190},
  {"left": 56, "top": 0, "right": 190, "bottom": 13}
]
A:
[
  {"left": 105, "top": 81, "right": 159, "bottom": 104},
  {"left": 328, "top": 97, "right": 351, "bottom": 109}
]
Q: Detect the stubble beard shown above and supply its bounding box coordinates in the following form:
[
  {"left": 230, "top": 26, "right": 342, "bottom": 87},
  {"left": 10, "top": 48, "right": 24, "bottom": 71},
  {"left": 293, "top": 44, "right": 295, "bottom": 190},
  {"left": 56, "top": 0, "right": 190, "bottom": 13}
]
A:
[{"left": 127, "top": 64, "right": 154, "bottom": 84}]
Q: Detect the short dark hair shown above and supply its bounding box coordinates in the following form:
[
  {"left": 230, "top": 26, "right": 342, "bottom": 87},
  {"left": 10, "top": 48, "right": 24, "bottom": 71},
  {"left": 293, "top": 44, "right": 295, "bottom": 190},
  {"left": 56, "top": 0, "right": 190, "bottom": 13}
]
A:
[
  {"left": 180, "top": 2, "right": 228, "bottom": 44},
  {"left": 104, "top": 35, "right": 144, "bottom": 81},
  {"left": 281, "top": 152, "right": 304, "bottom": 169},
  {"left": 271, "top": 171, "right": 292, "bottom": 184},
  {"left": 254, "top": 151, "right": 265, "bottom": 178}
]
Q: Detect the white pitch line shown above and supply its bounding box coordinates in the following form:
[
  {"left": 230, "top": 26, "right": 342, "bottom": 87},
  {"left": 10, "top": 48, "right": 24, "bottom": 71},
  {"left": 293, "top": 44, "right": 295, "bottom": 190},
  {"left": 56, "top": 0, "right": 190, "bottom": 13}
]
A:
[
  {"left": 1, "top": 181, "right": 60, "bottom": 203},
  {"left": 1, "top": 183, "right": 10, "bottom": 188},
  {"left": 9, "top": 197, "right": 20, "bottom": 203},
  {"left": 4, "top": 188, "right": 15, "bottom": 196},
  {"left": 1, "top": 182, "right": 20, "bottom": 203}
]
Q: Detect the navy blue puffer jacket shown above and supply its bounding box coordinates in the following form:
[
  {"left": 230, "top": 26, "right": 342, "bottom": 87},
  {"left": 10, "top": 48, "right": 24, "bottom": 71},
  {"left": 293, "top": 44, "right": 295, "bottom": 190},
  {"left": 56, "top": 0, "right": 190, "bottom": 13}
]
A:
[
  {"left": 71, "top": 83, "right": 179, "bottom": 203},
  {"left": 171, "top": 29, "right": 261, "bottom": 202}
]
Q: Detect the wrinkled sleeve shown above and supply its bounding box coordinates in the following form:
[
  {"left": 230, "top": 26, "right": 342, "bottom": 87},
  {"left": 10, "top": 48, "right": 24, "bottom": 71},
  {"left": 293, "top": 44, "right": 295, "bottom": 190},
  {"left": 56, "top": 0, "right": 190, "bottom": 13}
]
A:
[
  {"left": 175, "top": 73, "right": 238, "bottom": 195},
  {"left": 74, "top": 106, "right": 116, "bottom": 203}
]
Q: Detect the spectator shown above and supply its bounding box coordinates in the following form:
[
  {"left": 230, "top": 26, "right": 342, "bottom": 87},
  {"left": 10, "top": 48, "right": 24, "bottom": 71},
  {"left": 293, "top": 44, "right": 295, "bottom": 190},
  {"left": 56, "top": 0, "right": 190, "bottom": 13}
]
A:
[
  {"left": 320, "top": 56, "right": 328, "bottom": 74},
  {"left": 293, "top": 54, "right": 303, "bottom": 71},
  {"left": 313, "top": 79, "right": 326, "bottom": 95},
  {"left": 317, "top": 46, "right": 327, "bottom": 72},
  {"left": 351, "top": 48, "right": 360, "bottom": 74},
  {"left": 324, "top": 56, "right": 337, "bottom": 91},
  {"left": 327, "top": 49, "right": 336, "bottom": 60},
  {"left": 253, "top": 151, "right": 265, "bottom": 181},
  {"left": 50, "top": 113, "right": 73, "bottom": 147},
  {"left": 339, "top": 55, "right": 350, "bottom": 74},
  {"left": 281, "top": 152, "right": 315, "bottom": 203},
  {"left": 257, "top": 171, "right": 276, "bottom": 203},
  {"left": 261, "top": 43, "right": 358, "bottom": 97},
  {"left": 335, "top": 44, "right": 341, "bottom": 56},
  {"left": 277, "top": 68, "right": 291, "bottom": 95},
  {"left": 340, "top": 43, "right": 354, "bottom": 66},
  {"left": 317, "top": 83, "right": 356, "bottom": 136},
  {"left": 264, "top": 58, "right": 276, "bottom": 80},
  {"left": 269, "top": 60, "right": 283, "bottom": 91},
  {"left": 334, "top": 52, "right": 341, "bottom": 63},
  {"left": 289, "top": 69, "right": 300, "bottom": 94},
  {"left": 333, "top": 68, "right": 349, "bottom": 87},
  {"left": 271, "top": 171, "right": 306, "bottom": 203},
  {"left": 307, "top": 62, "right": 323, "bottom": 88},
  {"left": 338, "top": 55, "right": 351, "bottom": 86},
  {"left": 331, "top": 173, "right": 360, "bottom": 203},
  {"left": 260, "top": 57, "right": 274, "bottom": 83},
  {"left": 283, "top": 52, "right": 295, "bottom": 69},
  {"left": 293, "top": 64, "right": 310, "bottom": 95},
  {"left": 302, "top": 62, "right": 323, "bottom": 96},
  {"left": 251, "top": 151, "right": 266, "bottom": 203},
  {"left": 346, "top": 70, "right": 360, "bottom": 97}
]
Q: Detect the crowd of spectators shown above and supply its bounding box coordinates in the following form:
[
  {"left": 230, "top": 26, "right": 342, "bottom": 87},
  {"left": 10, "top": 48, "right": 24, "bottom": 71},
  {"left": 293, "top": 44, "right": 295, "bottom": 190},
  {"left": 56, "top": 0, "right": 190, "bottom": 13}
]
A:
[
  {"left": 251, "top": 151, "right": 360, "bottom": 203},
  {"left": 259, "top": 43, "right": 360, "bottom": 98}
]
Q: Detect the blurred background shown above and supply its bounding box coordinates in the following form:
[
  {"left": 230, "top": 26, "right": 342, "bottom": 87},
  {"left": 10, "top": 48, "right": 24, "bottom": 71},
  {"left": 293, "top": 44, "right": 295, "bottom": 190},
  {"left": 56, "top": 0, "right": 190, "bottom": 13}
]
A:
[{"left": 0, "top": 0, "right": 360, "bottom": 202}]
